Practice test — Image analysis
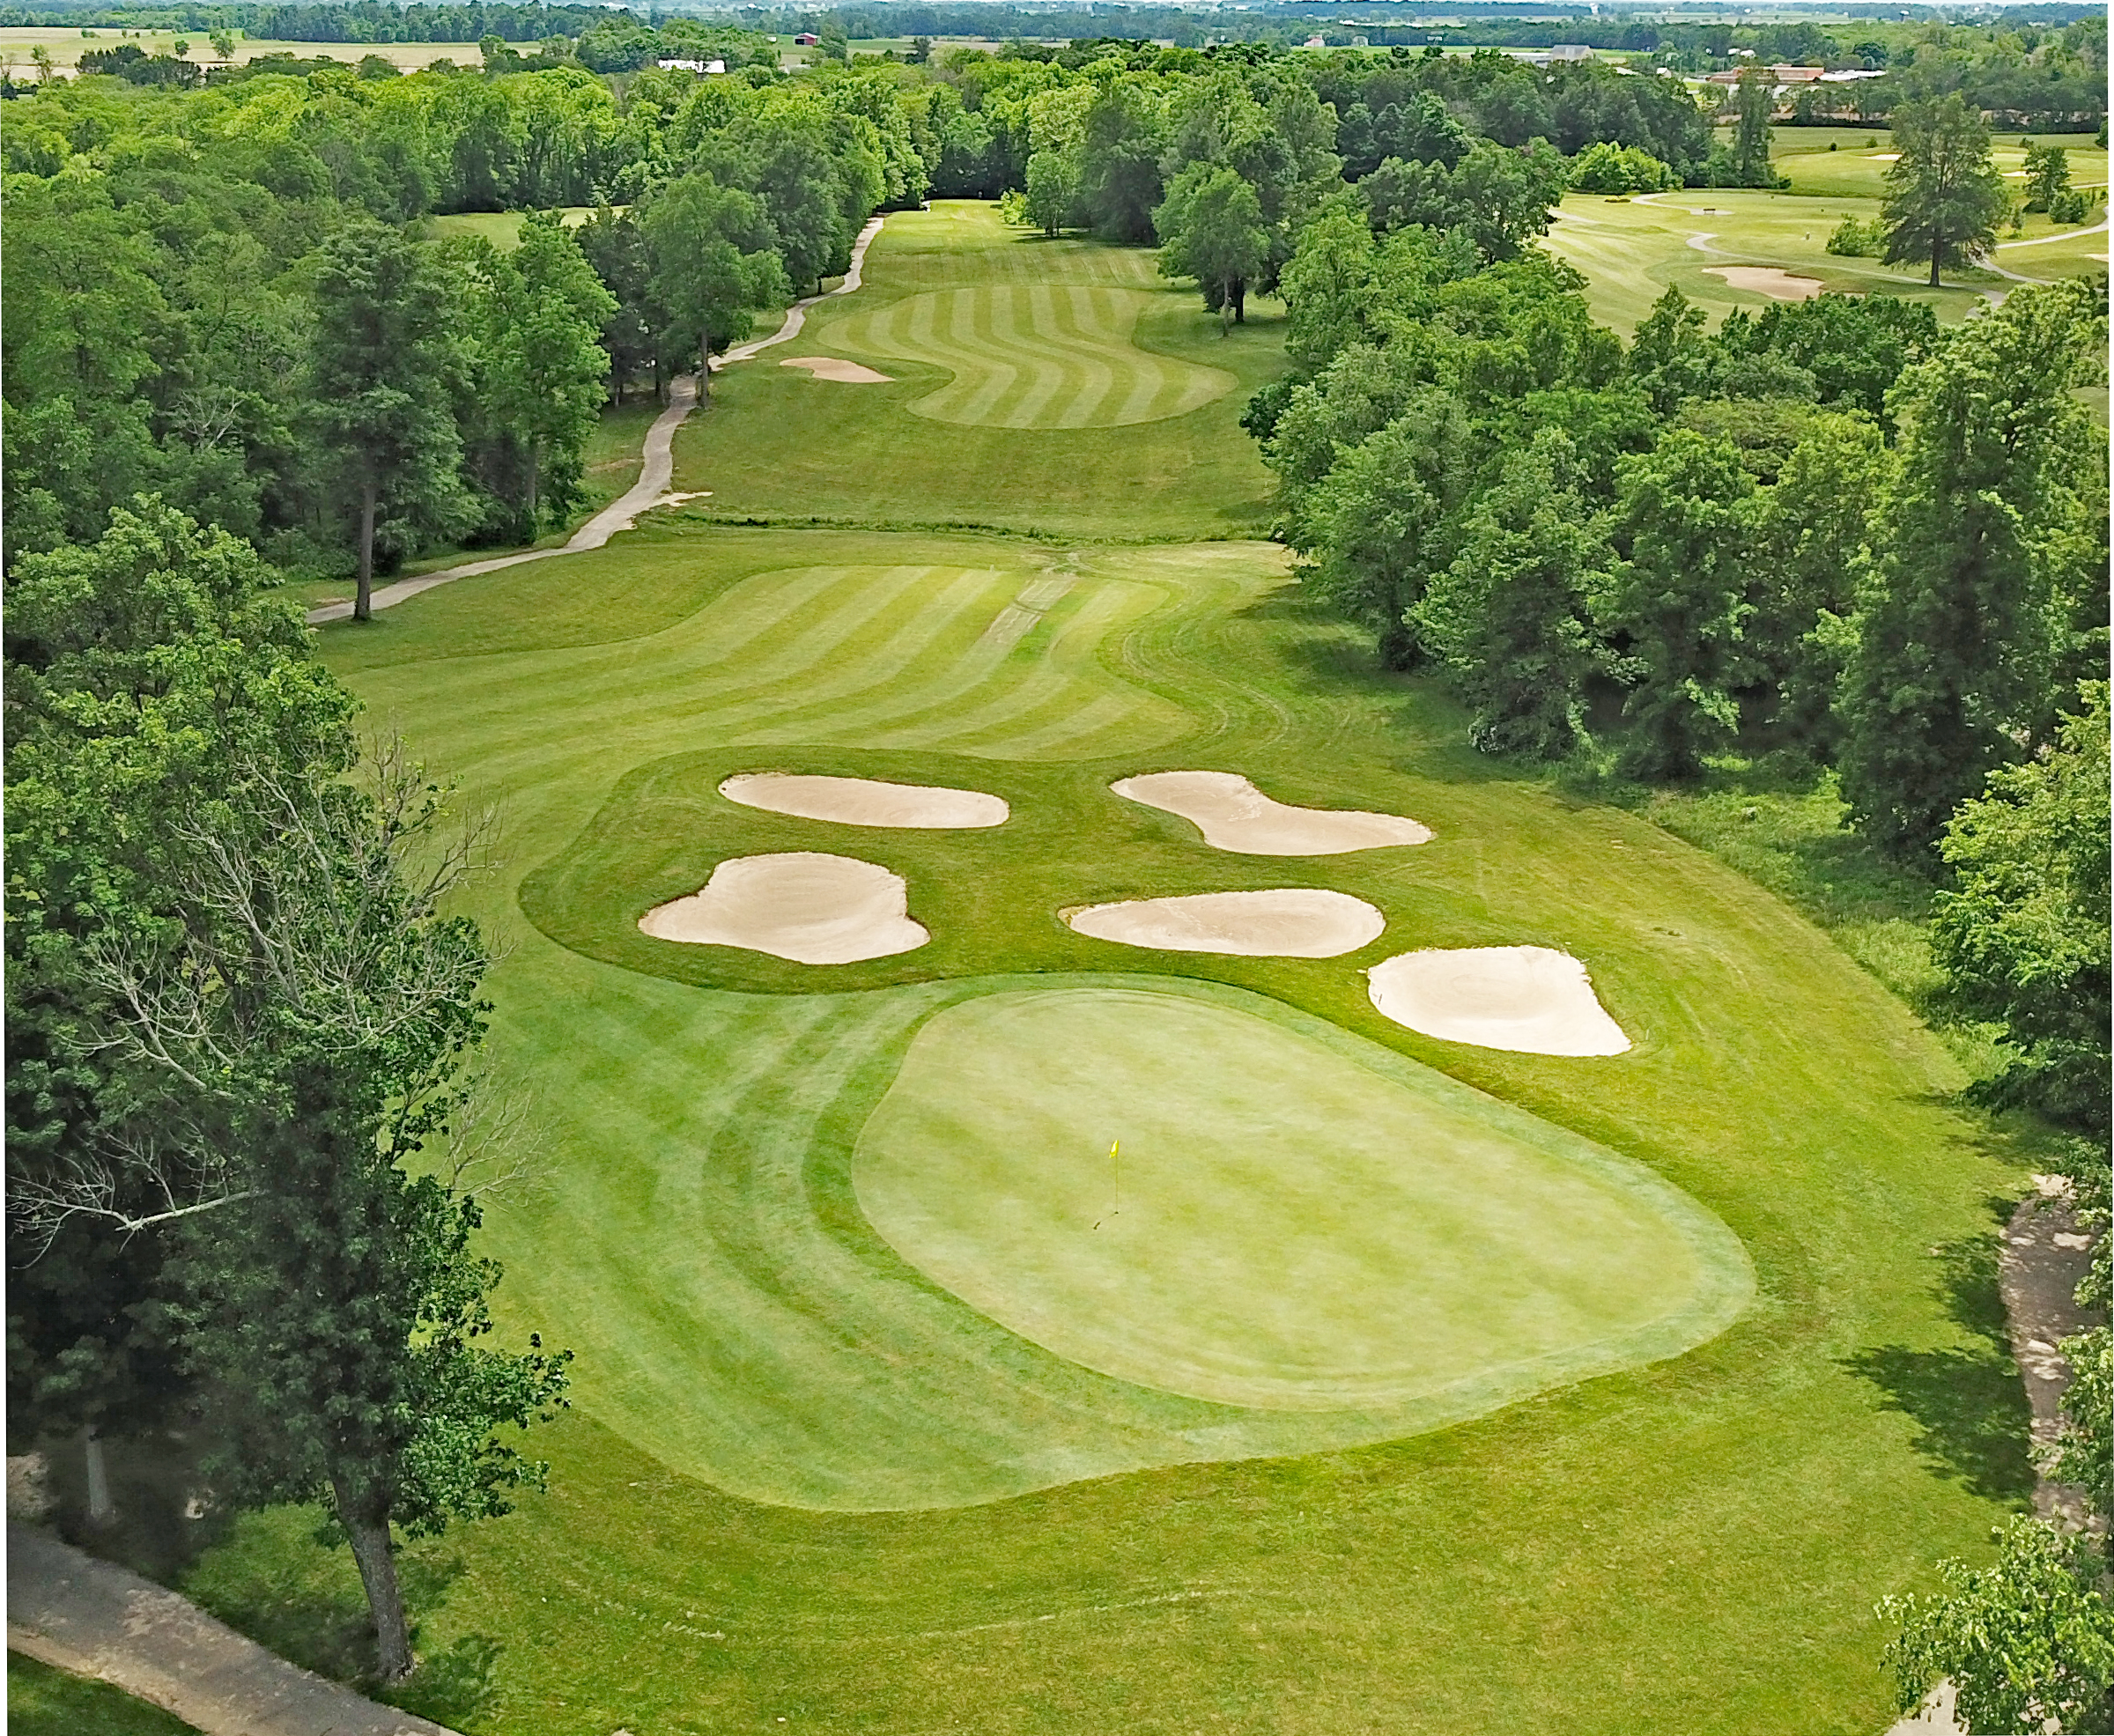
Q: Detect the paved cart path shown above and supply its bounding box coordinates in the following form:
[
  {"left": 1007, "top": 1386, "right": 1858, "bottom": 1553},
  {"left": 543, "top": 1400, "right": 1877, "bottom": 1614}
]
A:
[
  {"left": 8, "top": 1520, "right": 460, "bottom": 1736},
  {"left": 307, "top": 213, "right": 888, "bottom": 628}
]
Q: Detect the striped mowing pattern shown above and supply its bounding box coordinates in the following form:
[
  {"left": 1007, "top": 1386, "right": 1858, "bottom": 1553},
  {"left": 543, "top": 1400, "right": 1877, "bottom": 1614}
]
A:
[{"left": 831, "top": 284, "right": 1238, "bottom": 429}]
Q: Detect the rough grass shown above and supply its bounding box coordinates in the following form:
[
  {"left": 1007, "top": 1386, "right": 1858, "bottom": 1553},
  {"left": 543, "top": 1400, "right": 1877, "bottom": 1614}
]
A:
[
  {"left": 6, "top": 1652, "right": 200, "bottom": 1735},
  {"left": 163, "top": 206, "right": 2048, "bottom": 1735}
]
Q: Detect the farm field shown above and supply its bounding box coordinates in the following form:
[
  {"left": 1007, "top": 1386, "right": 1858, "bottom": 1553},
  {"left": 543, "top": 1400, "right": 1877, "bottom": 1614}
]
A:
[
  {"left": 0, "top": 27, "right": 485, "bottom": 73},
  {"left": 170, "top": 201, "right": 2040, "bottom": 1734}
]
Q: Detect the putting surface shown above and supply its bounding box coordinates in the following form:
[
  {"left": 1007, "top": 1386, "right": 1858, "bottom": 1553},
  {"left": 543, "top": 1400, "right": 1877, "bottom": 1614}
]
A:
[
  {"left": 855, "top": 987, "right": 1748, "bottom": 1412},
  {"left": 832, "top": 284, "right": 1237, "bottom": 428}
]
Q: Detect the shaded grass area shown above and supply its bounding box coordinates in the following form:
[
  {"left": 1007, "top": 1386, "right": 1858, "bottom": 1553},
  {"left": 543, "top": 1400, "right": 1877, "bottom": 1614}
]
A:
[
  {"left": 6, "top": 1651, "right": 200, "bottom": 1736},
  {"left": 144, "top": 210, "right": 2051, "bottom": 1733}
]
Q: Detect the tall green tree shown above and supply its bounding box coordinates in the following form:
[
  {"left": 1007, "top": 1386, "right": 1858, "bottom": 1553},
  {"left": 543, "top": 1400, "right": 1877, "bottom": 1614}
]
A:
[
  {"left": 1929, "top": 683, "right": 2110, "bottom": 1136},
  {"left": 2023, "top": 142, "right": 2072, "bottom": 211},
  {"left": 1593, "top": 430, "right": 1756, "bottom": 779},
  {"left": 455, "top": 218, "right": 616, "bottom": 534},
  {"left": 1837, "top": 281, "right": 2107, "bottom": 859},
  {"left": 306, "top": 225, "right": 472, "bottom": 623},
  {"left": 1882, "top": 94, "right": 2007, "bottom": 286},
  {"left": 85, "top": 742, "right": 571, "bottom": 1683},
  {"left": 1294, "top": 388, "right": 1470, "bottom": 669},
  {"left": 1155, "top": 163, "right": 1269, "bottom": 327},
  {"left": 1412, "top": 429, "right": 1609, "bottom": 757},
  {"left": 640, "top": 174, "right": 787, "bottom": 396},
  {"left": 1729, "top": 66, "right": 1777, "bottom": 188},
  {"left": 4, "top": 500, "right": 351, "bottom": 1505}
]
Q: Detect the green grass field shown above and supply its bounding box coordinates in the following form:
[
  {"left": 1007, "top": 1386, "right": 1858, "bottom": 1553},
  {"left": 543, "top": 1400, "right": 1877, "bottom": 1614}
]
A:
[
  {"left": 677, "top": 203, "right": 1284, "bottom": 537},
  {"left": 6, "top": 1652, "right": 200, "bottom": 1735},
  {"left": 161, "top": 199, "right": 2049, "bottom": 1734}
]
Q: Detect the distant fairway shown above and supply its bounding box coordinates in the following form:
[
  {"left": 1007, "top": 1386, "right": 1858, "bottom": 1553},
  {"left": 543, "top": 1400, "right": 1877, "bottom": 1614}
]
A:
[
  {"left": 858, "top": 987, "right": 1746, "bottom": 1412},
  {"left": 832, "top": 284, "right": 1237, "bottom": 428}
]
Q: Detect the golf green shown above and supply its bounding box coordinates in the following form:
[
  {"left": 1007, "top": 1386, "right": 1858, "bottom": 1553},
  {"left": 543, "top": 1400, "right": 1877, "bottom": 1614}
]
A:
[
  {"left": 832, "top": 284, "right": 1237, "bottom": 427},
  {"left": 856, "top": 986, "right": 1748, "bottom": 1412}
]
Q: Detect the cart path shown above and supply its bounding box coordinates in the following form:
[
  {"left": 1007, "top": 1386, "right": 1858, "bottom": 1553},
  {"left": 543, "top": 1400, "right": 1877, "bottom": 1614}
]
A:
[
  {"left": 7, "top": 1519, "right": 461, "bottom": 1736},
  {"left": 307, "top": 213, "right": 888, "bottom": 627}
]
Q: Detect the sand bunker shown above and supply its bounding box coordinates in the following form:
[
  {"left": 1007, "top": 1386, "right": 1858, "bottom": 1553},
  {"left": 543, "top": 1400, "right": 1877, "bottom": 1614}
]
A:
[
  {"left": 1066, "top": 890, "right": 1385, "bottom": 957},
  {"left": 780, "top": 355, "right": 893, "bottom": 383},
  {"left": 1368, "top": 946, "right": 1630, "bottom": 1057},
  {"left": 639, "top": 852, "right": 928, "bottom": 964},
  {"left": 1112, "top": 771, "right": 1430, "bottom": 855},
  {"left": 721, "top": 772, "right": 1007, "bottom": 829},
  {"left": 1705, "top": 267, "right": 1823, "bottom": 301}
]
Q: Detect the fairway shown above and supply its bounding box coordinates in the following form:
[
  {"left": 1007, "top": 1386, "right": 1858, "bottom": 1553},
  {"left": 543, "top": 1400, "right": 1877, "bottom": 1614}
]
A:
[
  {"left": 857, "top": 987, "right": 1746, "bottom": 1411},
  {"left": 832, "top": 284, "right": 1236, "bottom": 427},
  {"left": 271, "top": 203, "right": 2044, "bottom": 1734}
]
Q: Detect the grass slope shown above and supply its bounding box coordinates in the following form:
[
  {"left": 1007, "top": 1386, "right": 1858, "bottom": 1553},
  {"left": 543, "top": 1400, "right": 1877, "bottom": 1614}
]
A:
[
  {"left": 6, "top": 1652, "right": 200, "bottom": 1736},
  {"left": 182, "top": 202, "right": 2045, "bottom": 1734}
]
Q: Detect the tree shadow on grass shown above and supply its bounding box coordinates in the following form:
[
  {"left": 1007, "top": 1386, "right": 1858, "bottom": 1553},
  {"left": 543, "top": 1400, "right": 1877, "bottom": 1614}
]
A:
[{"left": 1842, "top": 1219, "right": 2037, "bottom": 1506}]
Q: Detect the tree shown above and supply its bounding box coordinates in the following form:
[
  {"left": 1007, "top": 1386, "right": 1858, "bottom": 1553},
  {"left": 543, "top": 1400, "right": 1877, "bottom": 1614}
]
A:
[
  {"left": 1293, "top": 388, "right": 1470, "bottom": 669},
  {"left": 1880, "top": 1518, "right": 2114, "bottom": 1734},
  {"left": 575, "top": 207, "right": 661, "bottom": 402},
  {"left": 80, "top": 742, "right": 571, "bottom": 1682},
  {"left": 1624, "top": 285, "right": 1714, "bottom": 417},
  {"left": 455, "top": 218, "right": 616, "bottom": 534},
  {"left": 640, "top": 174, "right": 787, "bottom": 396},
  {"left": 1593, "top": 431, "right": 1756, "bottom": 779},
  {"left": 1882, "top": 94, "right": 2007, "bottom": 286},
  {"left": 1929, "top": 684, "right": 2110, "bottom": 1135},
  {"left": 1023, "top": 150, "right": 1075, "bottom": 236},
  {"left": 1838, "top": 282, "right": 2107, "bottom": 859},
  {"left": 305, "top": 225, "right": 472, "bottom": 622},
  {"left": 1277, "top": 203, "right": 1377, "bottom": 371},
  {"left": 1155, "top": 164, "right": 1269, "bottom": 327},
  {"left": 1412, "top": 429, "right": 1610, "bottom": 757},
  {"left": 2023, "top": 142, "right": 2072, "bottom": 211},
  {"left": 6, "top": 500, "right": 354, "bottom": 1520},
  {"left": 1729, "top": 66, "right": 1777, "bottom": 188}
]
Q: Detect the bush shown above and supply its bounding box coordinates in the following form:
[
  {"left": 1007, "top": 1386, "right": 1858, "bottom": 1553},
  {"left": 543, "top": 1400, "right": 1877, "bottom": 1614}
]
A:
[
  {"left": 1826, "top": 215, "right": 1887, "bottom": 256},
  {"left": 1568, "top": 142, "right": 1679, "bottom": 196},
  {"left": 2049, "top": 187, "right": 2098, "bottom": 225}
]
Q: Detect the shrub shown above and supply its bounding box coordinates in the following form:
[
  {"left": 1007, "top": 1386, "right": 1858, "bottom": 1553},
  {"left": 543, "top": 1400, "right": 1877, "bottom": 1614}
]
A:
[
  {"left": 1568, "top": 142, "right": 1679, "bottom": 196},
  {"left": 1826, "top": 215, "right": 1887, "bottom": 256},
  {"left": 2048, "top": 187, "right": 2097, "bottom": 225}
]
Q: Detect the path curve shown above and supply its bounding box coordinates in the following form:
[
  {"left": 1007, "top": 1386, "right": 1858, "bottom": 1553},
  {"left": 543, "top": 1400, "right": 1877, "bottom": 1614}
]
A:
[
  {"left": 307, "top": 213, "right": 889, "bottom": 627},
  {"left": 7, "top": 1519, "right": 462, "bottom": 1736}
]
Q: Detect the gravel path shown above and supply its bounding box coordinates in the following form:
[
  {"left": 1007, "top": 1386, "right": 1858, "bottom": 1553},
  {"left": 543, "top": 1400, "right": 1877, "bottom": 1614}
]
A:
[
  {"left": 307, "top": 213, "right": 888, "bottom": 628},
  {"left": 7, "top": 1520, "right": 460, "bottom": 1736}
]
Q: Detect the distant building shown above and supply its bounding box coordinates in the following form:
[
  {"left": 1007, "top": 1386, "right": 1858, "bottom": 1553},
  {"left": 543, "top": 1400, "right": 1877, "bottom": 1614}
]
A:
[
  {"left": 1304, "top": 34, "right": 1327, "bottom": 48},
  {"left": 1516, "top": 44, "right": 1594, "bottom": 67},
  {"left": 793, "top": 32, "right": 819, "bottom": 46},
  {"left": 657, "top": 57, "right": 726, "bottom": 73},
  {"left": 1549, "top": 43, "right": 1594, "bottom": 60}
]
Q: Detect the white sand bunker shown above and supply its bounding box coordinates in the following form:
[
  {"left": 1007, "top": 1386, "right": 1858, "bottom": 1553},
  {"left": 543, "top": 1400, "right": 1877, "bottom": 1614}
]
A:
[
  {"left": 780, "top": 355, "right": 893, "bottom": 383},
  {"left": 1067, "top": 889, "right": 1385, "bottom": 957},
  {"left": 639, "top": 853, "right": 928, "bottom": 964},
  {"left": 1706, "top": 266, "right": 1823, "bottom": 301},
  {"left": 1112, "top": 771, "right": 1430, "bottom": 855},
  {"left": 721, "top": 772, "right": 1006, "bottom": 829},
  {"left": 1368, "top": 946, "right": 1630, "bottom": 1057}
]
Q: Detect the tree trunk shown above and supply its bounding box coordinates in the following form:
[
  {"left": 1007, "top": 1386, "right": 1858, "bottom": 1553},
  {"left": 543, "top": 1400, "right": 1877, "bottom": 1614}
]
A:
[
  {"left": 526, "top": 440, "right": 540, "bottom": 528},
  {"left": 353, "top": 476, "right": 378, "bottom": 624},
  {"left": 333, "top": 1475, "right": 412, "bottom": 1682},
  {"left": 698, "top": 342, "right": 712, "bottom": 403},
  {"left": 1231, "top": 279, "right": 1246, "bottom": 325},
  {"left": 1928, "top": 254, "right": 1940, "bottom": 287},
  {"left": 82, "top": 1427, "right": 115, "bottom": 1526}
]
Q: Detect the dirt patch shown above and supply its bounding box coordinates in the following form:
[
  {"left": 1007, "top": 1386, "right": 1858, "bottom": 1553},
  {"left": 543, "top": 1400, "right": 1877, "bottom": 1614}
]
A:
[
  {"left": 780, "top": 355, "right": 893, "bottom": 383},
  {"left": 1065, "top": 890, "right": 1385, "bottom": 957},
  {"left": 1704, "top": 266, "right": 1824, "bottom": 300},
  {"left": 1367, "top": 946, "right": 1630, "bottom": 1056},
  {"left": 2001, "top": 1183, "right": 2099, "bottom": 1530},
  {"left": 721, "top": 772, "right": 1006, "bottom": 829},
  {"left": 639, "top": 852, "right": 928, "bottom": 964},
  {"left": 1112, "top": 772, "right": 1430, "bottom": 855}
]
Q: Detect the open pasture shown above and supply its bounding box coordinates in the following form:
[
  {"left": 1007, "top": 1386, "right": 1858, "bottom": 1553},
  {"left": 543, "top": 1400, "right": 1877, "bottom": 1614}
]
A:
[{"left": 246, "top": 205, "right": 2044, "bottom": 1733}]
